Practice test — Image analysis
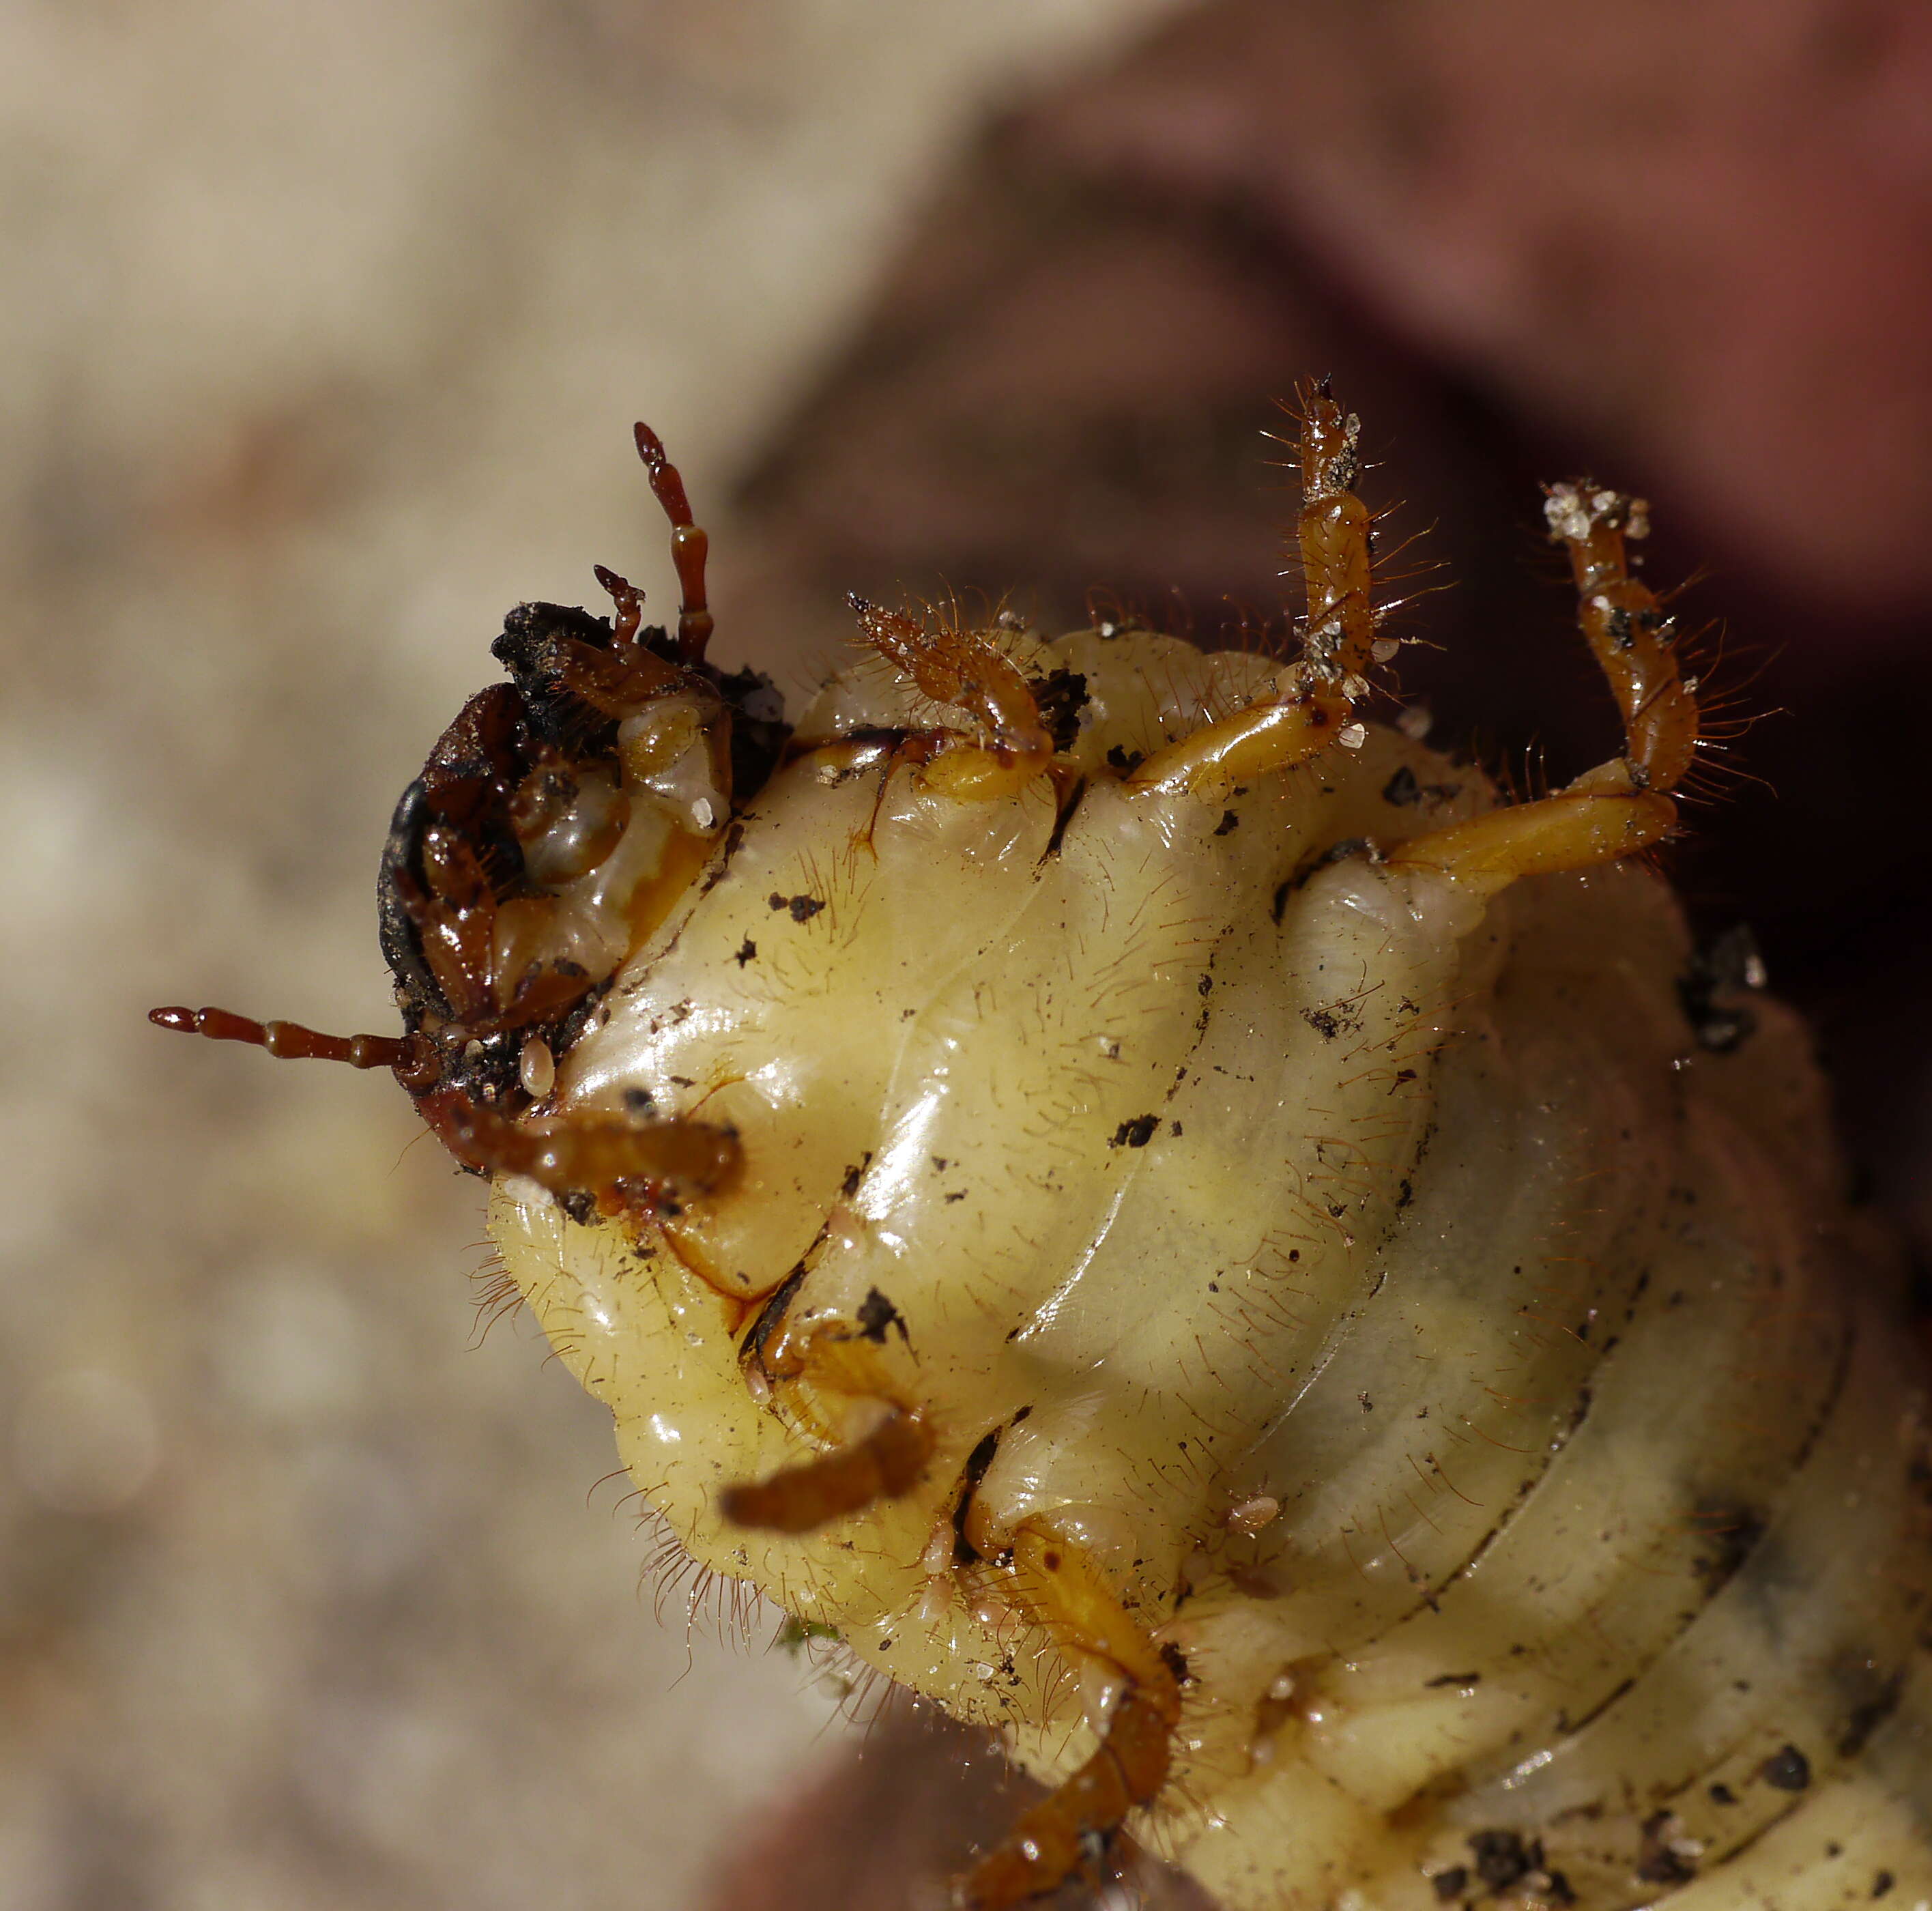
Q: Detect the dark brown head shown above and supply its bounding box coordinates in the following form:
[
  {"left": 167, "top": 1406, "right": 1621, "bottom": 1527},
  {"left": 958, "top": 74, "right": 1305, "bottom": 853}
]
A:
[{"left": 152, "top": 425, "right": 782, "bottom": 1211}]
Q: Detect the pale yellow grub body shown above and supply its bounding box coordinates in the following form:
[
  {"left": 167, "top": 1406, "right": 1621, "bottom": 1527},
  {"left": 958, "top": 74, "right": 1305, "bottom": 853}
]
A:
[
  {"left": 490, "top": 627, "right": 1932, "bottom": 1908},
  {"left": 155, "top": 410, "right": 1931, "bottom": 1907}
]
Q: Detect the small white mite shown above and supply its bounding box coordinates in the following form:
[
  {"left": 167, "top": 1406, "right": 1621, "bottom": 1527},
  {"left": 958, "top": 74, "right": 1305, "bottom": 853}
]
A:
[
  {"left": 1226, "top": 1495, "right": 1280, "bottom": 1540},
  {"left": 517, "top": 1035, "right": 556, "bottom": 1100},
  {"left": 154, "top": 390, "right": 1932, "bottom": 1909}
]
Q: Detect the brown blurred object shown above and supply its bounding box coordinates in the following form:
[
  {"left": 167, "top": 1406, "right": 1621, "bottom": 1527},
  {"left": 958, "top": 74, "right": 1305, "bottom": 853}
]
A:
[
  {"left": 1046, "top": 0, "right": 1932, "bottom": 612},
  {"left": 738, "top": 0, "right": 1932, "bottom": 620},
  {"left": 712, "top": 5, "right": 1932, "bottom": 1902},
  {"left": 708, "top": 1702, "right": 1216, "bottom": 1911}
]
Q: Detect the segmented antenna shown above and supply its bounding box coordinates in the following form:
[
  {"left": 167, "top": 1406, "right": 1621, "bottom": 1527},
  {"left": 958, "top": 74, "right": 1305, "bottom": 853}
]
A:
[
  {"left": 633, "top": 421, "right": 713, "bottom": 665},
  {"left": 148, "top": 1006, "right": 435, "bottom": 1084}
]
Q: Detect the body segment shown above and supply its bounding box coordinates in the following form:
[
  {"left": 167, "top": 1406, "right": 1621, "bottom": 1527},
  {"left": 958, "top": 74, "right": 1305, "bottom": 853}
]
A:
[{"left": 490, "top": 620, "right": 1931, "bottom": 1907}]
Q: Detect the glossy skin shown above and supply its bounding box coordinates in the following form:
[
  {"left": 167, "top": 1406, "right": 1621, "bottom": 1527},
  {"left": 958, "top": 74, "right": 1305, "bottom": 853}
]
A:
[
  {"left": 491, "top": 618, "right": 1932, "bottom": 1908},
  {"left": 155, "top": 410, "right": 1932, "bottom": 1909}
]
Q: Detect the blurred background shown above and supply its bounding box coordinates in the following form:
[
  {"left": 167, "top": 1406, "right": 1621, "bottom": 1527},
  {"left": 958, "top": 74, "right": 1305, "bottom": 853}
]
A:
[{"left": 3, "top": 3, "right": 1929, "bottom": 1908}]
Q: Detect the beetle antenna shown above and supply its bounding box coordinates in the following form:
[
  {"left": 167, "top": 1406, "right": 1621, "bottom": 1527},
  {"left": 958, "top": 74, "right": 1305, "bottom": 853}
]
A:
[
  {"left": 632, "top": 422, "right": 713, "bottom": 665},
  {"left": 149, "top": 1005, "right": 434, "bottom": 1082}
]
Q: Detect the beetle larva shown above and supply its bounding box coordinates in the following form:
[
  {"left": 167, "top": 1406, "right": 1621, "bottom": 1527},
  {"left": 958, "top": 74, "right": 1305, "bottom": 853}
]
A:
[{"left": 154, "top": 388, "right": 1932, "bottom": 1909}]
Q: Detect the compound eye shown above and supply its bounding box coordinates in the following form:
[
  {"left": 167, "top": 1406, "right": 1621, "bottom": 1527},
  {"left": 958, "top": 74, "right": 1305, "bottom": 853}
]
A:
[{"left": 512, "top": 762, "right": 630, "bottom": 887}]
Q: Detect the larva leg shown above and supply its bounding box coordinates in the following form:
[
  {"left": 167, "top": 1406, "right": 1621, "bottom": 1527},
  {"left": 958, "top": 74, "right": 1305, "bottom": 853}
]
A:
[
  {"left": 418, "top": 1091, "right": 742, "bottom": 1209},
  {"left": 1290, "top": 375, "right": 1377, "bottom": 682},
  {"left": 1388, "top": 482, "right": 1697, "bottom": 897},
  {"left": 721, "top": 1327, "right": 934, "bottom": 1530},
  {"left": 1124, "top": 379, "right": 1366, "bottom": 797},
  {"left": 1121, "top": 676, "right": 1357, "bottom": 796},
  {"left": 848, "top": 595, "right": 1054, "bottom": 799},
  {"left": 718, "top": 1402, "right": 932, "bottom": 1532},
  {"left": 960, "top": 1529, "right": 1182, "bottom": 1911}
]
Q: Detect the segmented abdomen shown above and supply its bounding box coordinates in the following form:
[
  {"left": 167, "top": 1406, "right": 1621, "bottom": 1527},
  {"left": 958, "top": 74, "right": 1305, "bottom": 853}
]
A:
[{"left": 1170, "top": 866, "right": 1932, "bottom": 1908}]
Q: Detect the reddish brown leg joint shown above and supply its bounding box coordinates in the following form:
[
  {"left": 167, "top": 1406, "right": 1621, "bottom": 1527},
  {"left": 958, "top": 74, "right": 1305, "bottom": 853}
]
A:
[
  {"left": 959, "top": 1532, "right": 1183, "bottom": 1909},
  {"left": 719, "top": 1405, "right": 932, "bottom": 1533}
]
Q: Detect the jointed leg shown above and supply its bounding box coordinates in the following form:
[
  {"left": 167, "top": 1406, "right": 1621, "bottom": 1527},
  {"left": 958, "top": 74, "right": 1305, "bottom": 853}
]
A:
[
  {"left": 848, "top": 596, "right": 1054, "bottom": 801},
  {"left": 719, "top": 1403, "right": 931, "bottom": 1532},
  {"left": 1549, "top": 483, "right": 1697, "bottom": 792},
  {"left": 1124, "top": 379, "right": 1376, "bottom": 798},
  {"left": 721, "top": 1327, "right": 934, "bottom": 1531},
  {"left": 720, "top": 1421, "right": 1182, "bottom": 1905},
  {"left": 1389, "top": 482, "right": 1698, "bottom": 897},
  {"left": 1123, "top": 682, "right": 1357, "bottom": 796},
  {"left": 961, "top": 1529, "right": 1182, "bottom": 1910},
  {"left": 1293, "top": 375, "right": 1377, "bottom": 682}
]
